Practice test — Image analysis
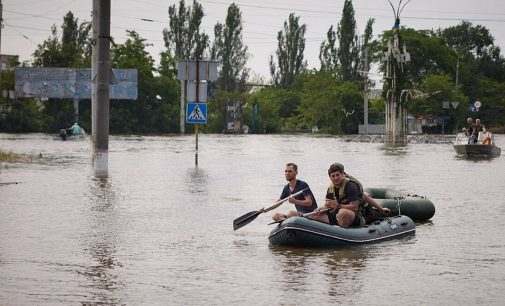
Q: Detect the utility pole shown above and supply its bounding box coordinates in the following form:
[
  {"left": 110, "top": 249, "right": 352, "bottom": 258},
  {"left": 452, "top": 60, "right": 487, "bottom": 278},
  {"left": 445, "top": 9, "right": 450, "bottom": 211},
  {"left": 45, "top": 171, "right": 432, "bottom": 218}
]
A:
[
  {"left": 362, "top": 46, "right": 369, "bottom": 135},
  {"left": 455, "top": 56, "right": 460, "bottom": 88},
  {"left": 91, "top": 0, "right": 111, "bottom": 178},
  {"left": 180, "top": 80, "right": 186, "bottom": 133},
  {"left": 0, "top": 0, "right": 3, "bottom": 76},
  {"left": 0, "top": 0, "right": 3, "bottom": 55},
  {"left": 384, "top": 0, "right": 411, "bottom": 146},
  {"left": 73, "top": 98, "right": 79, "bottom": 123}
]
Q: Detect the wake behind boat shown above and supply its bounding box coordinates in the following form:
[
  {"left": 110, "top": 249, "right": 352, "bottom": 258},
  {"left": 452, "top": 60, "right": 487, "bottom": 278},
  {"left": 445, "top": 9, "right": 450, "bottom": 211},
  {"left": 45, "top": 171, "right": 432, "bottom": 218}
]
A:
[{"left": 453, "top": 132, "right": 501, "bottom": 158}]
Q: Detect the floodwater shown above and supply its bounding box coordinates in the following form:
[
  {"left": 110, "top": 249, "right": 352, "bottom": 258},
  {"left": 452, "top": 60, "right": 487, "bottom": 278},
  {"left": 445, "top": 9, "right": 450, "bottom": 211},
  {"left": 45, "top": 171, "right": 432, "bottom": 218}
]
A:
[{"left": 1, "top": 133, "right": 505, "bottom": 305}]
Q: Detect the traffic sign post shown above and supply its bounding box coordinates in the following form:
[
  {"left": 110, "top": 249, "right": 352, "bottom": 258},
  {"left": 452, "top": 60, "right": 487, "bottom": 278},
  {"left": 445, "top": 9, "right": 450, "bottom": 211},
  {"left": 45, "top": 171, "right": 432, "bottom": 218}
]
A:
[
  {"left": 176, "top": 59, "right": 219, "bottom": 167},
  {"left": 186, "top": 102, "right": 207, "bottom": 124}
]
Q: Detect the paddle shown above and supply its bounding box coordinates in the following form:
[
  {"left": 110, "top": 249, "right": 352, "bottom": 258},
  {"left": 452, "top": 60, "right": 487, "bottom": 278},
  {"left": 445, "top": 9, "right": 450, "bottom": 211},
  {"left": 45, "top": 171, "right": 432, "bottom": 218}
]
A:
[
  {"left": 233, "top": 188, "right": 307, "bottom": 231},
  {"left": 267, "top": 207, "right": 331, "bottom": 225}
]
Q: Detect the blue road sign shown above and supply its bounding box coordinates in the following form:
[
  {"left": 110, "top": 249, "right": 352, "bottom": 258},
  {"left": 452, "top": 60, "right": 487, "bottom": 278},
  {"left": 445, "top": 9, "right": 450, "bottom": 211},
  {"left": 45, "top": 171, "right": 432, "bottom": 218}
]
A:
[{"left": 186, "top": 102, "right": 208, "bottom": 124}]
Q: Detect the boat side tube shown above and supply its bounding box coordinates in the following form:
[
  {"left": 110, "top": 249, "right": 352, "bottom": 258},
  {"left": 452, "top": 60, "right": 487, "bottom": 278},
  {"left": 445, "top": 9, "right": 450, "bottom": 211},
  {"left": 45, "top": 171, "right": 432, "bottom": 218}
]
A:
[
  {"left": 364, "top": 187, "right": 435, "bottom": 221},
  {"left": 268, "top": 215, "right": 415, "bottom": 247}
]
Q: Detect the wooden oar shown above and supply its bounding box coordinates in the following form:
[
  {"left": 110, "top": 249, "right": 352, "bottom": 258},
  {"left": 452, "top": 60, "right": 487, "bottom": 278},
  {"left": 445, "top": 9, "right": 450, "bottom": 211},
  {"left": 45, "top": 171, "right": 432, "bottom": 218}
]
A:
[{"left": 233, "top": 188, "right": 307, "bottom": 231}]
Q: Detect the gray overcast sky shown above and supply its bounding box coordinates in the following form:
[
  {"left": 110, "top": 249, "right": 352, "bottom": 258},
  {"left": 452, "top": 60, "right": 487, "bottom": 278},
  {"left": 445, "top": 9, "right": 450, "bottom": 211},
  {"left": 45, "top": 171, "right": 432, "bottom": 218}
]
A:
[{"left": 3, "top": 0, "right": 505, "bottom": 79}]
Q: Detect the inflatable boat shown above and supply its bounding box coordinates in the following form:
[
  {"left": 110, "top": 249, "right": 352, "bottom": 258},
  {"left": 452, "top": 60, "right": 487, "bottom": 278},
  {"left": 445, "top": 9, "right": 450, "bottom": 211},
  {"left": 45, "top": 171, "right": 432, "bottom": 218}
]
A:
[
  {"left": 365, "top": 187, "right": 435, "bottom": 221},
  {"left": 269, "top": 215, "right": 415, "bottom": 247}
]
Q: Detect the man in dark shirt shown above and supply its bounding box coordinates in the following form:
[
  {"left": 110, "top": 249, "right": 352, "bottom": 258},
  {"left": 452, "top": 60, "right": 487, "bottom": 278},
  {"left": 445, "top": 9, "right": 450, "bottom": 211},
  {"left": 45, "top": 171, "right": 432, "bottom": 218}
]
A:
[{"left": 272, "top": 163, "right": 318, "bottom": 222}]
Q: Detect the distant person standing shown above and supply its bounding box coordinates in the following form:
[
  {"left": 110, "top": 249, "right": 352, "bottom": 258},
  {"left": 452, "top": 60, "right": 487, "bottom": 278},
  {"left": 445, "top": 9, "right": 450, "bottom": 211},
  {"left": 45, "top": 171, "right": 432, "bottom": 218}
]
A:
[
  {"left": 464, "top": 117, "right": 475, "bottom": 144},
  {"left": 472, "top": 119, "right": 485, "bottom": 143},
  {"left": 68, "top": 122, "right": 86, "bottom": 136},
  {"left": 272, "top": 163, "right": 318, "bottom": 222}
]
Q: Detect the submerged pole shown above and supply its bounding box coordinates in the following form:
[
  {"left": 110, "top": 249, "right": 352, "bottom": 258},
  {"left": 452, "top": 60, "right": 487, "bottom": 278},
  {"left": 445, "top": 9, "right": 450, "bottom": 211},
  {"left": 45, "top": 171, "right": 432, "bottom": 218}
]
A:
[
  {"left": 73, "top": 98, "right": 79, "bottom": 123},
  {"left": 195, "top": 60, "right": 200, "bottom": 167},
  {"left": 91, "top": 0, "right": 111, "bottom": 178}
]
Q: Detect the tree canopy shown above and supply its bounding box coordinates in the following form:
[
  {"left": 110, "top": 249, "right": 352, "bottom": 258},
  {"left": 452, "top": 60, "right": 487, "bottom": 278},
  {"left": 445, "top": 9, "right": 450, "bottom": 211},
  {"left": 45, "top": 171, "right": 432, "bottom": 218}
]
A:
[{"left": 3, "top": 5, "right": 505, "bottom": 135}]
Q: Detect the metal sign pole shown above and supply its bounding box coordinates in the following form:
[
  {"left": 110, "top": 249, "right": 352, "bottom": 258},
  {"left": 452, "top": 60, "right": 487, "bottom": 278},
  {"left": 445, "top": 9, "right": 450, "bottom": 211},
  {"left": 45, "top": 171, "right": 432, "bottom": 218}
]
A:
[
  {"left": 179, "top": 60, "right": 217, "bottom": 167},
  {"left": 180, "top": 80, "right": 186, "bottom": 134},
  {"left": 195, "top": 60, "right": 200, "bottom": 167},
  {"left": 73, "top": 98, "right": 79, "bottom": 123}
]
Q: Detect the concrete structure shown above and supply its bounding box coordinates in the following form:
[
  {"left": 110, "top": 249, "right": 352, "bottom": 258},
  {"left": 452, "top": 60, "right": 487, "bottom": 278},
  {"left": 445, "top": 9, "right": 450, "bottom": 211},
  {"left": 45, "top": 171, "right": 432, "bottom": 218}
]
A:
[
  {"left": 91, "top": 0, "right": 111, "bottom": 178},
  {"left": 383, "top": 2, "right": 412, "bottom": 146}
]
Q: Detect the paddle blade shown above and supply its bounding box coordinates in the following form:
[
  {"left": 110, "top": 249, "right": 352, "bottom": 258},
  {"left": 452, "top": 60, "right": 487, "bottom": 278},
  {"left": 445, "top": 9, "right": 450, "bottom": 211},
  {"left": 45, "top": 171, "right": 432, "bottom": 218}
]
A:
[{"left": 233, "top": 210, "right": 262, "bottom": 231}]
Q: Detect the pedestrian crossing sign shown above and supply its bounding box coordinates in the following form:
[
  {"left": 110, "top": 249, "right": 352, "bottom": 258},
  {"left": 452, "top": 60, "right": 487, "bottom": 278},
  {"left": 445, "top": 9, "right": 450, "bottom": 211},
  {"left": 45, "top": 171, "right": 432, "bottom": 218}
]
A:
[{"left": 186, "top": 102, "right": 208, "bottom": 124}]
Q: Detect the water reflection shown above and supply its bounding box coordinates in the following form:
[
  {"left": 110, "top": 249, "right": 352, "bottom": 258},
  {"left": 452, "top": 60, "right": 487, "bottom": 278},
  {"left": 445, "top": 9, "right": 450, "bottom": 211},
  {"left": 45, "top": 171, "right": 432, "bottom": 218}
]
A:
[
  {"left": 379, "top": 144, "right": 409, "bottom": 156},
  {"left": 80, "top": 177, "right": 123, "bottom": 305},
  {"left": 270, "top": 246, "right": 370, "bottom": 300},
  {"left": 454, "top": 155, "right": 499, "bottom": 162},
  {"left": 185, "top": 167, "right": 209, "bottom": 195},
  {"left": 270, "top": 247, "right": 315, "bottom": 291},
  {"left": 323, "top": 248, "right": 368, "bottom": 299}
]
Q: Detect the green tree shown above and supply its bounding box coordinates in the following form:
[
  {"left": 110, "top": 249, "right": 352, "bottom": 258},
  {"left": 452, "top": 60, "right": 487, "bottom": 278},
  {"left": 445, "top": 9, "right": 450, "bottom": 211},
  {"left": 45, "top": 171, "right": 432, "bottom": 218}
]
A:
[
  {"left": 360, "top": 18, "right": 375, "bottom": 74},
  {"left": 379, "top": 28, "right": 455, "bottom": 84},
  {"left": 296, "top": 72, "right": 361, "bottom": 133},
  {"left": 319, "top": 1, "right": 374, "bottom": 81},
  {"left": 30, "top": 11, "right": 91, "bottom": 132},
  {"left": 210, "top": 3, "right": 248, "bottom": 91},
  {"left": 0, "top": 70, "right": 48, "bottom": 132},
  {"left": 337, "top": 0, "right": 359, "bottom": 81},
  {"left": 33, "top": 11, "right": 91, "bottom": 67},
  {"left": 270, "top": 13, "right": 306, "bottom": 88},
  {"left": 163, "top": 0, "right": 209, "bottom": 62},
  {"left": 474, "top": 78, "right": 505, "bottom": 128},
  {"left": 438, "top": 22, "right": 505, "bottom": 101},
  {"left": 319, "top": 26, "right": 338, "bottom": 73},
  {"left": 111, "top": 31, "right": 179, "bottom": 133},
  {"left": 439, "top": 21, "right": 494, "bottom": 57},
  {"left": 409, "top": 74, "right": 468, "bottom": 132},
  {"left": 244, "top": 88, "right": 283, "bottom": 133},
  {"left": 158, "top": 50, "right": 178, "bottom": 79},
  {"left": 206, "top": 90, "right": 247, "bottom": 132}
]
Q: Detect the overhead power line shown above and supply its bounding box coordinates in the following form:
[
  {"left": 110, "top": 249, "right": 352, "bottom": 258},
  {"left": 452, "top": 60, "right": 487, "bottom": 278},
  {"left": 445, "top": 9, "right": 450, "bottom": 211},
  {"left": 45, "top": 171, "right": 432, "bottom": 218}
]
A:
[{"left": 200, "top": 0, "right": 505, "bottom": 23}]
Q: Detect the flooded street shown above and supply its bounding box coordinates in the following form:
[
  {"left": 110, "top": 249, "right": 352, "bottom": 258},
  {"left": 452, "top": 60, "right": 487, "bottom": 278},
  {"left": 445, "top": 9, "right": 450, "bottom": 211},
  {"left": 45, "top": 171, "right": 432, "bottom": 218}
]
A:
[{"left": 1, "top": 133, "right": 505, "bottom": 305}]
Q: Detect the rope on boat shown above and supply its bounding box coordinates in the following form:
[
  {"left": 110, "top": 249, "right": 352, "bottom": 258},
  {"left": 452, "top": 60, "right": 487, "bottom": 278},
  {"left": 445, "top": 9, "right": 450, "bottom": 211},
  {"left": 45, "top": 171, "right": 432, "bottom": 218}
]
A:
[
  {"left": 394, "top": 197, "right": 402, "bottom": 216},
  {"left": 405, "top": 193, "right": 426, "bottom": 199}
]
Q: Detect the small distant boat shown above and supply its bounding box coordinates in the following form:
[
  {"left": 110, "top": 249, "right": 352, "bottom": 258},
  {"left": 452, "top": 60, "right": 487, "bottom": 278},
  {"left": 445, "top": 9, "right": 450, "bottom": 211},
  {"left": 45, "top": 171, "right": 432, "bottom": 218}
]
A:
[
  {"left": 269, "top": 215, "right": 415, "bottom": 247},
  {"left": 453, "top": 132, "right": 501, "bottom": 158},
  {"left": 58, "top": 123, "right": 87, "bottom": 141}
]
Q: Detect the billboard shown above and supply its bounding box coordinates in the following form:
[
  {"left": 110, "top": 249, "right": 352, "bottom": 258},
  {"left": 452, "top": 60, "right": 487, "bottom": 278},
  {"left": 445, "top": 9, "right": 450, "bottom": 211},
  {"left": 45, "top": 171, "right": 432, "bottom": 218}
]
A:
[{"left": 15, "top": 68, "right": 138, "bottom": 100}]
